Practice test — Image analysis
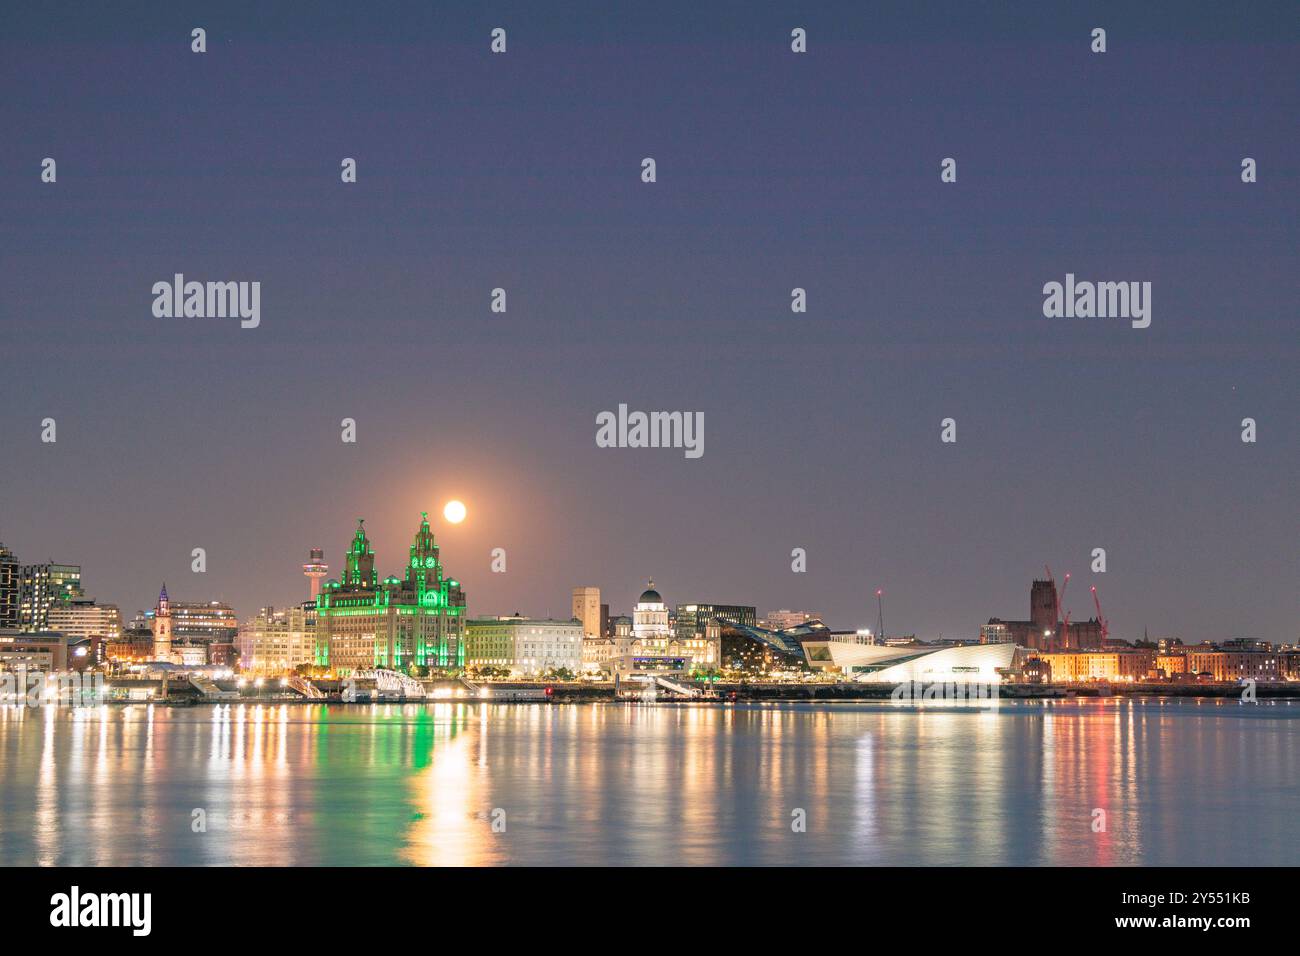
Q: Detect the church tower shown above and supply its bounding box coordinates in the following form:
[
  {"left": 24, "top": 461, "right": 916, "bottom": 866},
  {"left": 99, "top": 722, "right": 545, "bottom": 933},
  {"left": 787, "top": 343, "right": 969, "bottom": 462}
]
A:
[{"left": 152, "top": 583, "right": 173, "bottom": 661}]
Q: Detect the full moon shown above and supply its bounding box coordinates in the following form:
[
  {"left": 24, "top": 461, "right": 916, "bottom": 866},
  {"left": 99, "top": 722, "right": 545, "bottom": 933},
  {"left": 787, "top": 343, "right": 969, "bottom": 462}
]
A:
[{"left": 443, "top": 500, "right": 467, "bottom": 524}]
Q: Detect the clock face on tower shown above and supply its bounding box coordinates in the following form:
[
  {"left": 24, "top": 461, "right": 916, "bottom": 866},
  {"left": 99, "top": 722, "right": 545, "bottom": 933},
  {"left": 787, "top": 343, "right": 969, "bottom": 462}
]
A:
[{"left": 425, "top": 557, "right": 436, "bottom": 568}]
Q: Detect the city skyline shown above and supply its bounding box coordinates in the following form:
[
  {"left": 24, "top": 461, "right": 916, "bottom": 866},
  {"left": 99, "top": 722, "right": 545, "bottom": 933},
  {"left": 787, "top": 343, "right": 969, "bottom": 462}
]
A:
[
  {"left": 0, "top": 517, "right": 1283, "bottom": 646},
  {"left": 2, "top": 0, "right": 1298, "bottom": 901},
  {"left": 2, "top": 2, "right": 1296, "bottom": 647}
]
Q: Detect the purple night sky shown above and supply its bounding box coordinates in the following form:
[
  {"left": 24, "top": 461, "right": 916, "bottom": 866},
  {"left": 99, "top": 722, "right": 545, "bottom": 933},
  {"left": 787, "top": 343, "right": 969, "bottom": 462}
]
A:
[{"left": 1, "top": 2, "right": 1295, "bottom": 642}]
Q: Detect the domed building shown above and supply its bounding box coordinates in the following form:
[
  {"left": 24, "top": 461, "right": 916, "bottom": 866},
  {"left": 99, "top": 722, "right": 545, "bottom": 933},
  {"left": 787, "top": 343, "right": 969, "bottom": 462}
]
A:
[
  {"left": 581, "top": 578, "right": 724, "bottom": 679},
  {"left": 632, "top": 580, "right": 671, "bottom": 640}
]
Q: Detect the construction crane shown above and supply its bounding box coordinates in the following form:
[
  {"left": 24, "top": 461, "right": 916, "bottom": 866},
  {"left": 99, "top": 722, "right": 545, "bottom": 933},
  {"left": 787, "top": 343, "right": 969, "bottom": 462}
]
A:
[
  {"left": 1059, "top": 572, "right": 1072, "bottom": 645},
  {"left": 1091, "top": 585, "right": 1110, "bottom": 642}
]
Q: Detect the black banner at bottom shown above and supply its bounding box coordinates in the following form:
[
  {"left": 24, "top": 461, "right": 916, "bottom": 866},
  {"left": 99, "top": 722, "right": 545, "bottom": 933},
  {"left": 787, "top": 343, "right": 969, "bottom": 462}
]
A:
[{"left": 0, "top": 865, "right": 1285, "bottom": 942}]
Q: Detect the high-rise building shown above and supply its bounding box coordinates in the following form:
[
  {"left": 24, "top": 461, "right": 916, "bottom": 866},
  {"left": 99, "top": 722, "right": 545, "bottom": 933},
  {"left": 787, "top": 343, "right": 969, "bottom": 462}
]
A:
[
  {"left": 0, "top": 543, "right": 19, "bottom": 631},
  {"left": 19, "top": 562, "right": 82, "bottom": 631},
  {"left": 315, "top": 514, "right": 467, "bottom": 675},
  {"left": 675, "top": 603, "right": 758, "bottom": 640},
  {"left": 571, "top": 586, "right": 601, "bottom": 639},
  {"left": 152, "top": 584, "right": 173, "bottom": 660},
  {"left": 303, "top": 548, "right": 328, "bottom": 600}
]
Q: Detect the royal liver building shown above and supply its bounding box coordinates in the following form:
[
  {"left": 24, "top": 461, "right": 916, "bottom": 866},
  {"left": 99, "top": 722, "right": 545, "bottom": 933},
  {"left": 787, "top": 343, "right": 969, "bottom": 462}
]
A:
[{"left": 315, "top": 514, "right": 467, "bottom": 675}]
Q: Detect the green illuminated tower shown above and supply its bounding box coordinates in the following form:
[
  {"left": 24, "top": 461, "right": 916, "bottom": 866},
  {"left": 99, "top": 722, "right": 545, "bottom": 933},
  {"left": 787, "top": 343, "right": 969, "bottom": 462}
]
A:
[
  {"left": 342, "top": 520, "right": 376, "bottom": 588},
  {"left": 315, "top": 514, "right": 466, "bottom": 675}
]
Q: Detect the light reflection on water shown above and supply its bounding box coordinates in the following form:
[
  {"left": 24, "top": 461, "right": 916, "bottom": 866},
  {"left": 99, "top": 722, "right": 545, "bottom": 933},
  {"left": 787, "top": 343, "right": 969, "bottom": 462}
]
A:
[{"left": 0, "top": 698, "right": 1296, "bottom": 866}]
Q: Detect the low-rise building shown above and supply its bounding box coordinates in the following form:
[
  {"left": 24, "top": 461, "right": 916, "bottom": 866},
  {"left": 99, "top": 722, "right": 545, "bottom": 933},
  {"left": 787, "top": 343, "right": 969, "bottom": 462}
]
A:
[
  {"left": 582, "top": 627, "right": 721, "bottom": 677},
  {"left": 46, "top": 599, "right": 122, "bottom": 643},
  {"left": 1035, "top": 649, "right": 1156, "bottom": 682},
  {"left": 238, "top": 605, "right": 317, "bottom": 674},
  {"left": 466, "top": 617, "right": 583, "bottom": 677},
  {"left": 980, "top": 622, "right": 1013, "bottom": 645},
  {"left": 0, "top": 630, "right": 68, "bottom": 672},
  {"left": 1185, "top": 648, "right": 1282, "bottom": 682},
  {"left": 1156, "top": 653, "right": 1189, "bottom": 677}
]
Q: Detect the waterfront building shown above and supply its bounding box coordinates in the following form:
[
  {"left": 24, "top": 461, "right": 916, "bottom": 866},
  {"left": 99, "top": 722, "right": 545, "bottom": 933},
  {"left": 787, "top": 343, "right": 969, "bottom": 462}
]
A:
[
  {"left": 1282, "top": 654, "right": 1300, "bottom": 682},
  {"left": 1156, "top": 653, "right": 1189, "bottom": 677},
  {"left": 800, "top": 638, "right": 1019, "bottom": 684},
  {"left": 1021, "top": 656, "right": 1053, "bottom": 683},
  {"left": 0, "top": 543, "right": 19, "bottom": 630},
  {"left": 582, "top": 632, "right": 721, "bottom": 676},
  {"left": 571, "top": 587, "right": 601, "bottom": 639},
  {"left": 1035, "top": 649, "right": 1156, "bottom": 683},
  {"left": 238, "top": 605, "right": 317, "bottom": 674},
  {"left": 466, "top": 616, "right": 583, "bottom": 676},
  {"left": 19, "top": 562, "right": 82, "bottom": 631},
  {"left": 583, "top": 614, "right": 631, "bottom": 671},
  {"left": 1185, "top": 648, "right": 1281, "bottom": 682},
  {"left": 581, "top": 636, "right": 616, "bottom": 672},
  {"left": 315, "top": 515, "right": 466, "bottom": 676},
  {"left": 630, "top": 582, "right": 719, "bottom": 670},
  {"left": 578, "top": 585, "right": 720, "bottom": 675},
  {"left": 0, "top": 630, "right": 68, "bottom": 672}
]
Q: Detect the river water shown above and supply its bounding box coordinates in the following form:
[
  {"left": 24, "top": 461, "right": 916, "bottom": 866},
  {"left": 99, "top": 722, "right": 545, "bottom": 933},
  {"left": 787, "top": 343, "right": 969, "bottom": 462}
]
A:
[{"left": 0, "top": 698, "right": 1296, "bottom": 866}]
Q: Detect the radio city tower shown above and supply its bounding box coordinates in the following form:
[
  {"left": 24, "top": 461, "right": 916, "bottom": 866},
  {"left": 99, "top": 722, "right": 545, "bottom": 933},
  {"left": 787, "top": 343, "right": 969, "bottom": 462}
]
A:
[{"left": 303, "top": 548, "right": 328, "bottom": 601}]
